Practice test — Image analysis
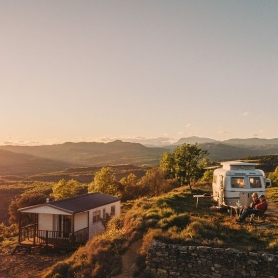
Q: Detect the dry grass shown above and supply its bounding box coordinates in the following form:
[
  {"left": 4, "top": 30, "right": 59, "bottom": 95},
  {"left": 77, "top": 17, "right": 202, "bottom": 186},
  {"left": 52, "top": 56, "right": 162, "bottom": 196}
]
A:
[{"left": 41, "top": 185, "right": 278, "bottom": 277}]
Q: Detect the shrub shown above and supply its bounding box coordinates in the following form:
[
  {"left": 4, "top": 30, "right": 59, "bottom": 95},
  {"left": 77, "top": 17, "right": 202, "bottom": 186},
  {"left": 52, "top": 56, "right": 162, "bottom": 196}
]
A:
[
  {"left": 157, "top": 213, "right": 190, "bottom": 230},
  {"left": 0, "top": 223, "right": 18, "bottom": 241}
]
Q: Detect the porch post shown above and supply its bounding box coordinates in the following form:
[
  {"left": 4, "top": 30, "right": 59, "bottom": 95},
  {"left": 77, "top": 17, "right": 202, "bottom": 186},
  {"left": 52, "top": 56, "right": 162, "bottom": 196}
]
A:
[
  {"left": 72, "top": 213, "right": 75, "bottom": 234},
  {"left": 46, "top": 231, "right": 48, "bottom": 246},
  {"left": 33, "top": 214, "right": 36, "bottom": 245},
  {"left": 87, "top": 211, "right": 90, "bottom": 240}
]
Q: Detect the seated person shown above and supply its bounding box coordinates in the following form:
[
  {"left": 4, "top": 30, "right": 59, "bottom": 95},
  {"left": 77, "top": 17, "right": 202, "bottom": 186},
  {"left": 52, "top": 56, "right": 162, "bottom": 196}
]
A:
[
  {"left": 236, "top": 195, "right": 268, "bottom": 223},
  {"left": 239, "top": 192, "right": 260, "bottom": 215},
  {"left": 249, "top": 192, "right": 260, "bottom": 208}
]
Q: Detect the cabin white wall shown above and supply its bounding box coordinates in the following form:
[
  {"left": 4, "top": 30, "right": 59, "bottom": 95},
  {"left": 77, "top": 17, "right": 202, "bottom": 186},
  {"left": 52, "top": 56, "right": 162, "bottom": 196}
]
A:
[
  {"left": 89, "top": 222, "right": 105, "bottom": 238},
  {"left": 88, "top": 201, "right": 121, "bottom": 239},
  {"left": 74, "top": 212, "right": 88, "bottom": 232},
  {"left": 38, "top": 214, "right": 52, "bottom": 230},
  {"left": 114, "top": 202, "right": 120, "bottom": 216}
]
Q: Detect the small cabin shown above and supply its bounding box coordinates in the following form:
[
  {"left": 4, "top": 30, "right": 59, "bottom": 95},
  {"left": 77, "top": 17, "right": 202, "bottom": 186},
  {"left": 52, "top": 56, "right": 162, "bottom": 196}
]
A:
[
  {"left": 212, "top": 161, "right": 266, "bottom": 206},
  {"left": 17, "top": 192, "right": 120, "bottom": 248}
]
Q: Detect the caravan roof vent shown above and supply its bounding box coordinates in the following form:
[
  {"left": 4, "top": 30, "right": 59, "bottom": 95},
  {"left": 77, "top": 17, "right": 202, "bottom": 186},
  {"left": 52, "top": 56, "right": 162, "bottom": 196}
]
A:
[{"left": 221, "top": 161, "right": 256, "bottom": 171}]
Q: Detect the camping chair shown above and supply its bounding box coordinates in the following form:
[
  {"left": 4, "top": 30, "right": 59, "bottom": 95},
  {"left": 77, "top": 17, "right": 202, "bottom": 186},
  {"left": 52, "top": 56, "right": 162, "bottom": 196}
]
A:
[{"left": 249, "top": 204, "right": 268, "bottom": 224}]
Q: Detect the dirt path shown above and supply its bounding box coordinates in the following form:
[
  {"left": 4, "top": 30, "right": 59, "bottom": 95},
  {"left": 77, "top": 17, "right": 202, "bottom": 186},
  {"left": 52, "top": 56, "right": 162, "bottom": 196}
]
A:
[{"left": 112, "top": 239, "right": 142, "bottom": 278}]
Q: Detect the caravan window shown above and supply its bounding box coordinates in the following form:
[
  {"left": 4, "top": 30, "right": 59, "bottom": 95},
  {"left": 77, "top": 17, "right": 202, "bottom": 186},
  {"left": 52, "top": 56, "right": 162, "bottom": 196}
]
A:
[
  {"left": 231, "top": 177, "right": 245, "bottom": 188},
  {"left": 249, "top": 177, "right": 262, "bottom": 188}
]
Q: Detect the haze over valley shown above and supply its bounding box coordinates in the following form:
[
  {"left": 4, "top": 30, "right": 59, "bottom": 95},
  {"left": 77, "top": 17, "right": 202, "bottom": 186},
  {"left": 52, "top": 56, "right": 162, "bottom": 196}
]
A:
[{"left": 1, "top": 136, "right": 278, "bottom": 177}]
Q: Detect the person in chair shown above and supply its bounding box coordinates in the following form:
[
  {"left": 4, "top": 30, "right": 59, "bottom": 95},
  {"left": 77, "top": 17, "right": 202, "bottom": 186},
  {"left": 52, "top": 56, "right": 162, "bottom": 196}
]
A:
[
  {"left": 236, "top": 195, "right": 268, "bottom": 223},
  {"left": 249, "top": 192, "right": 260, "bottom": 208},
  {"left": 239, "top": 192, "right": 260, "bottom": 215}
]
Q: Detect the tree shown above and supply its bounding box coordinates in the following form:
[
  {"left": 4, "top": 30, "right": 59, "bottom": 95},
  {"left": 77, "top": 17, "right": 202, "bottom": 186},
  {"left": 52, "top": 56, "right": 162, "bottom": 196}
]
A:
[
  {"left": 268, "top": 166, "right": 278, "bottom": 186},
  {"left": 199, "top": 169, "right": 213, "bottom": 183},
  {"left": 159, "top": 152, "right": 175, "bottom": 179},
  {"left": 120, "top": 173, "right": 139, "bottom": 201},
  {"left": 51, "top": 179, "right": 88, "bottom": 200},
  {"left": 160, "top": 143, "right": 208, "bottom": 190},
  {"left": 88, "top": 167, "right": 118, "bottom": 196},
  {"left": 139, "top": 166, "right": 173, "bottom": 196},
  {"left": 9, "top": 192, "right": 48, "bottom": 224}
]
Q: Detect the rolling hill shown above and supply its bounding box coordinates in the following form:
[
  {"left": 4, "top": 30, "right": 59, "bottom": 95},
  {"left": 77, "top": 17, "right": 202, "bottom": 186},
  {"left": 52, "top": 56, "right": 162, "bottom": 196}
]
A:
[
  {"left": 0, "top": 138, "right": 278, "bottom": 177},
  {"left": 0, "top": 149, "right": 73, "bottom": 176},
  {"left": 0, "top": 141, "right": 167, "bottom": 177}
]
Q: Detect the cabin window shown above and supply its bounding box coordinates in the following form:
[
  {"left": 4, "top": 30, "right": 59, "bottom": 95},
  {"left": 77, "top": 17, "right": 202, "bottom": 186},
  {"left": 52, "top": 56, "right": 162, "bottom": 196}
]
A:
[
  {"left": 249, "top": 177, "right": 262, "bottom": 188},
  {"left": 93, "top": 210, "right": 101, "bottom": 223},
  {"left": 231, "top": 177, "right": 245, "bottom": 188},
  {"left": 111, "top": 205, "right": 115, "bottom": 216}
]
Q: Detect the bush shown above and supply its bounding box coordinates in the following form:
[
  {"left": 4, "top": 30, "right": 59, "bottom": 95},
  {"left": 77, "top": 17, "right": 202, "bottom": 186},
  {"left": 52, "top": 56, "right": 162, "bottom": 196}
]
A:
[{"left": 0, "top": 223, "right": 18, "bottom": 241}]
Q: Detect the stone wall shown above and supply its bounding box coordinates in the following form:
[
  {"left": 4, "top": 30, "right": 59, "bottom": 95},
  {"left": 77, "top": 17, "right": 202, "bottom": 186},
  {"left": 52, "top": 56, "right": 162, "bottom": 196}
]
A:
[{"left": 146, "top": 240, "right": 278, "bottom": 277}]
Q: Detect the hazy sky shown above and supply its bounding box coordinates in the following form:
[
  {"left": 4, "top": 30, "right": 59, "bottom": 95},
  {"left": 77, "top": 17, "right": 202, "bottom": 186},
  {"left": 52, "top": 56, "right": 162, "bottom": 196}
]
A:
[{"left": 1, "top": 1, "right": 278, "bottom": 146}]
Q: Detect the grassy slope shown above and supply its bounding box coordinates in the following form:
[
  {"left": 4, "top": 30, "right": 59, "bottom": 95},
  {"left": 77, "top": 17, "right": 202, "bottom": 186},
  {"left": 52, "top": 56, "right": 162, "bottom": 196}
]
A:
[{"left": 43, "top": 185, "right": 278, "bottom": 278}]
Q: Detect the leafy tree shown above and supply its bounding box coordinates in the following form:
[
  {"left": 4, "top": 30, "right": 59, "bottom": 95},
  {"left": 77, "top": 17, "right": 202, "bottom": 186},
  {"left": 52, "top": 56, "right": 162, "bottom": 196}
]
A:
[
  {"left": 88, "top": 167, "right": 118, "bottom": 196},
  {"left": 121, "top": 173, "right": 138, "bottom": 187},
  {"left": 51, "top": 179, "right": 87, "bottom": 200},
  {"left": 120, "top": 173, "right": 139, "bottom": 201},
  {"left": 139, "top": 166, "right": 173, "bottom": 196},
  {"left": 268, "top": 166, "right": 278, "bottom": 186},
  {"left": 9, "top": 192, "right": 48, "bottom": 224},
  {"left": 159, "top": 152, "right": 175, "bottom": 178},
  {"left": 199, "top": 169, "right": 213, "bottom": 183},
  {"left": 160, "top": 143, "right": 208, "bottom": 190}
]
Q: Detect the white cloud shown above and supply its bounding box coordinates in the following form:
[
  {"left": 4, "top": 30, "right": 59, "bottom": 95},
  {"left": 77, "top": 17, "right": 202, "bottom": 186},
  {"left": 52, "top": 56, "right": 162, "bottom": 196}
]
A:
[
  {"left": 77, "top": 135, "right": 176, "bottom": 146},
  {"left": 2, "top": 140, "right": 42, "bottom": 146},
  {"left": 218, "top": 130, "right": 231, "bottom": 135}
]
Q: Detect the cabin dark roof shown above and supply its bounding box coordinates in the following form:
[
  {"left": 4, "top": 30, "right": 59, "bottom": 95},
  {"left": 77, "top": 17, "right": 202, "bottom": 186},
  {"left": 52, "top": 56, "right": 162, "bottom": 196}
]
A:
[{"left": 47, "top": 192, "right": 120, "bottom": 214}]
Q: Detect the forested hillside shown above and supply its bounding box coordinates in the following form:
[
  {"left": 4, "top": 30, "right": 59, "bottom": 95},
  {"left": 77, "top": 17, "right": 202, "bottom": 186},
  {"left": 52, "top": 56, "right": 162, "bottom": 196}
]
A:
[
  {"left": 0, "top": 139, "right": 278, "bottom": 177},
  {"left": 0, "top": 149, "right": 73, "bottom": 176},
  {"left": 200, "top": 142, "right": 278, "bottom": 161},
  {"left": 0, "top": 141, "right": 166, "bottom": 177}
]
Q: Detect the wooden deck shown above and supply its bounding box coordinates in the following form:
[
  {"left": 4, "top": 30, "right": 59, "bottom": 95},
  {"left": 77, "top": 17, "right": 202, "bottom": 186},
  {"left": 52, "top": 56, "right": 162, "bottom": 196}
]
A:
[{"left": 19, "top": 225, "right": 89, "bottom": 248}]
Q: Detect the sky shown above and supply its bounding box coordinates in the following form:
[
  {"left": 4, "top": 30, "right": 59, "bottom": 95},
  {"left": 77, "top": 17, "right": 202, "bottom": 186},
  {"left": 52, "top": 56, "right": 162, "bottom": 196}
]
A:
[{"left": 1, "top": 0, "right": 278, "bottom": 146}]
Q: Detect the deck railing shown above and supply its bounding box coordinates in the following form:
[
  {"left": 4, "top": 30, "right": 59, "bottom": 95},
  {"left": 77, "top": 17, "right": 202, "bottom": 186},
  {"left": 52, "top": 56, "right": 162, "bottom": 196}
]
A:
[{"left": 19, "top": 225, "right": 89, "bottom": 247}]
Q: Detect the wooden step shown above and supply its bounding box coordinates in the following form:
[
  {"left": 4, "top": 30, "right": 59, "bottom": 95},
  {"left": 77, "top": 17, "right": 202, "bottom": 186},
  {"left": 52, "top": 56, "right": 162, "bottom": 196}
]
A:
[{"left": 11, "top": 245, "right": 31, "bottom": 255}]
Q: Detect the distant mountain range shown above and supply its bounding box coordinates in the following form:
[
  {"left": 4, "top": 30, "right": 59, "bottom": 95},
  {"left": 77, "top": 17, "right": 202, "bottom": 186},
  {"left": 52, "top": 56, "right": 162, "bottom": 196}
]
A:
[
  {"left": 122, "top": 136, "right": 278, "bottom": 147},
  {"left": 173, "top": 136, "right": 218, "bottom": 145},
  {"left": 0, "top": 137, "right": 278, "bottom": 177}
]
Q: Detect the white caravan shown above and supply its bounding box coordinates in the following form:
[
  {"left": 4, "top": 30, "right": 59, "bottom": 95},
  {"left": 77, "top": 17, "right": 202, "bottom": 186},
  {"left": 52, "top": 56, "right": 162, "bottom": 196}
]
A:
[{"left": 212, "top": 161, "right": 267, "bottom": 206}]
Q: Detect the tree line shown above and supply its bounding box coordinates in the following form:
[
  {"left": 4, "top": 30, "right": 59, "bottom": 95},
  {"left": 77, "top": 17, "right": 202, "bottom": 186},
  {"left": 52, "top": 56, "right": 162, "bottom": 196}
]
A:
[
  {"left": 9, "top": 143, "right": 278, "bottom": 225},
  {"left": 8, "top": 144, "right": 210, "bottom": 224}
]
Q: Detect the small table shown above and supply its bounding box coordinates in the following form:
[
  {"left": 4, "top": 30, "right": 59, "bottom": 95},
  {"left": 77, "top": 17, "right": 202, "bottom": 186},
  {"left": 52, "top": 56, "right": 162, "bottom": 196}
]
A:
[{"left": 193, "top": 194, "right": 214, "bottom": 208}]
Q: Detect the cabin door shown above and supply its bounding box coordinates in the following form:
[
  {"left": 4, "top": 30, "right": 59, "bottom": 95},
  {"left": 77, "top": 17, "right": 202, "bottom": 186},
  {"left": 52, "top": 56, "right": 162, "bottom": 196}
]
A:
[{"left": 53, "top": 215, "right": 72, "bottom": 238}]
